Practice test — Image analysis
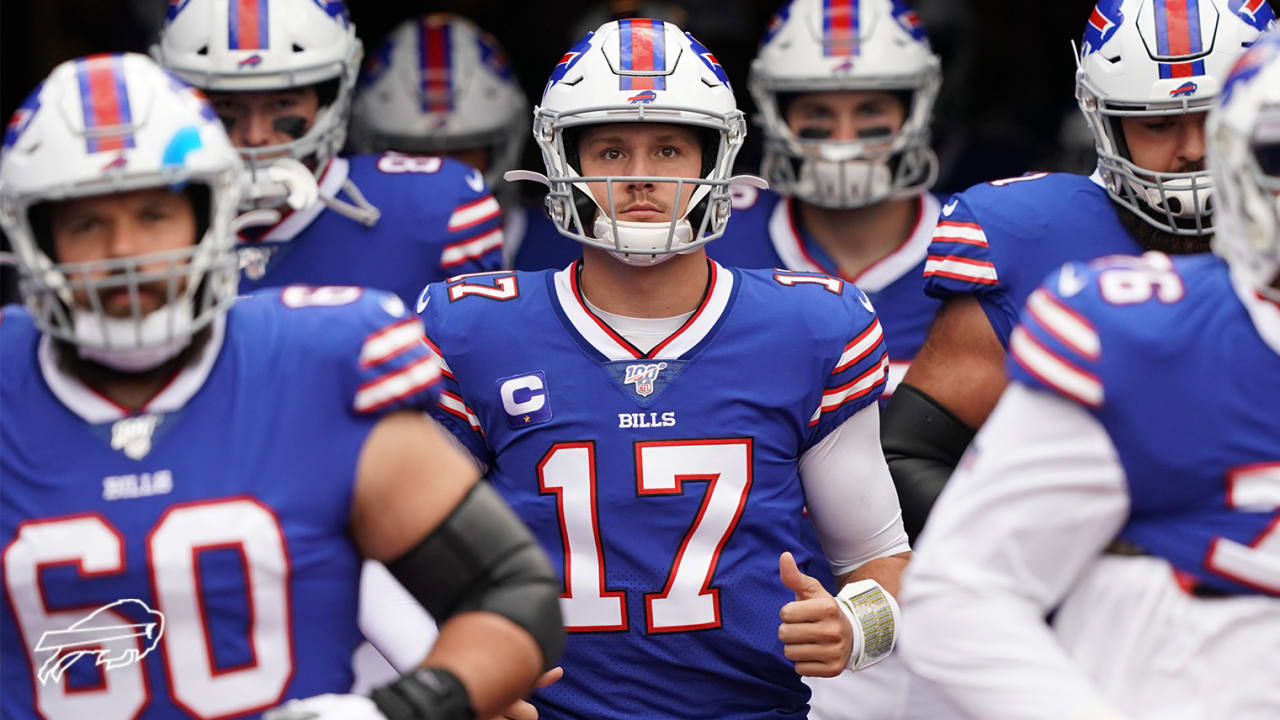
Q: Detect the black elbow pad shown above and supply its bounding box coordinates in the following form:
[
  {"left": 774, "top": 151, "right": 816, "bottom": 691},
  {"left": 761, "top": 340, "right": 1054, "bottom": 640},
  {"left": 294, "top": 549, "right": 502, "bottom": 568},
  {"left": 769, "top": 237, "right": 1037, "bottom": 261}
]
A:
[
  {"left": 880, "top": 384, "right": 975, "bottom": 543},
  {"left": 386, "top": 482, "right": 565, "bottom": 669}
]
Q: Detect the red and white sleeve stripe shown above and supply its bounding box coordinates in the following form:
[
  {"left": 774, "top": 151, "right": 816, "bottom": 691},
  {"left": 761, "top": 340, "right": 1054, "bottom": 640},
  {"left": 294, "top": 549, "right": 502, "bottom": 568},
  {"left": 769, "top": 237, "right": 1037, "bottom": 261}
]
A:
[
  {"left": 359, "top": 319, "right": 425, "bottom": 368},
  {"left": 353, "top": 356, "right": 443, "bottom": 414},
  {"left": 924, "top": 255, "right": 999, "bottom": 285},
  {"left": 447, "top": 196, "right": 502, "bottom": 232},
  {"left": 1009, "top": 327, "right": 1104, "bottom": 408},
  {"left": 439, "top": 390, "right": 483, "bottom": 434},
  {"left": 833, "top": 319, "right": 884, "bottom": 374},
  {"left": 809, "top": 355, "right": 889, "bottom": 426},
  {"left": 932, "top": 220, "right": 989, "bottom": 248},
  {"left": 1025, "top": 289, "right": 1101, "bottom": 360},
  {"left": 440, "top": 227, "right": 503, "bottom": 269}
]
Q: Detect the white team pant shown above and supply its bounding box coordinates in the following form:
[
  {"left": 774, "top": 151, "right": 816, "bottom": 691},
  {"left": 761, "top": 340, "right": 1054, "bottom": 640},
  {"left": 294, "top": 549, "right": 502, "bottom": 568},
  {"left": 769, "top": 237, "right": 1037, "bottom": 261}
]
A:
[{"left": 1050, "top": 555, "right": 1280, "bottom": 720}]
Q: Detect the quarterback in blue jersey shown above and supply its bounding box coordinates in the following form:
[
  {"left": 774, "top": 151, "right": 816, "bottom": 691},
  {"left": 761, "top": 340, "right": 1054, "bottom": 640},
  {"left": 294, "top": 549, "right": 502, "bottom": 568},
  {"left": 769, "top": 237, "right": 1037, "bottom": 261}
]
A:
[
  {"left": 900, "top": 34, "right": 1280, "bottom": 718},
  {"left": 153, "top": 0, "right": 503, "bottom": 306},
  {"left": 0, "top": 54, "right": 560, "bottom": 720},
  {"left": 419, "top": 20, "right": 911, "bottom": 720},
  {"left": 710, "top": 0, "right": 945, "bottom": 403},
  {"left": 881, "top": 0, "right": 1275, "bottom": 541}
]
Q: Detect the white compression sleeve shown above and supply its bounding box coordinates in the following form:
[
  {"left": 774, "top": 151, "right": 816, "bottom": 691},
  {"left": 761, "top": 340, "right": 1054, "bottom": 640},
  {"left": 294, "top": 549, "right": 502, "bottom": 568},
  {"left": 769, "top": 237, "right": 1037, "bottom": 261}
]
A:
[{"left": 800, "top": 403, "right": 911, "bottom": 577}]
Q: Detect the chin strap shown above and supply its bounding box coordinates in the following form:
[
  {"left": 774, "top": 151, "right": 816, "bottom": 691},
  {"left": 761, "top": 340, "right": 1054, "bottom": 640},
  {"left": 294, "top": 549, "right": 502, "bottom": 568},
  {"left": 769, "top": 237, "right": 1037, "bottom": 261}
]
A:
[{"left": 321, "top": 177, "right": 382, "bottom": 227}]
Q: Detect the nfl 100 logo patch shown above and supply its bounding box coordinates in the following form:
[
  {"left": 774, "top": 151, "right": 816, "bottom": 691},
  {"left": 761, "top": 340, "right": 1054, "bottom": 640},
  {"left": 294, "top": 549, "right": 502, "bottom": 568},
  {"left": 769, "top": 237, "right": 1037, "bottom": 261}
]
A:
[{"left": 623, "top": 362, "right": 667, "bottom": 398}]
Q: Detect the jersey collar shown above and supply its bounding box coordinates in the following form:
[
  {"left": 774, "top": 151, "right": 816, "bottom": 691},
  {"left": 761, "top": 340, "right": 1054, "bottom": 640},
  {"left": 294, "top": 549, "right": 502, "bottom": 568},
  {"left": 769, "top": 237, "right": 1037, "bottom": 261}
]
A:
[
  {"left": 39, "top": 315, "right": 227, "bottom": 424},
  {"left": 768, "top": 194, "right": 938, "bottom": 293},
  {"left": 1231, "top": 266, "right": 1280, "bottom": 357},
  {"left": 238, "top": 157, "right": 350, "bottom": 244},
  {"left": 552, "top": 258, "right": 735, "bottom": 362}
]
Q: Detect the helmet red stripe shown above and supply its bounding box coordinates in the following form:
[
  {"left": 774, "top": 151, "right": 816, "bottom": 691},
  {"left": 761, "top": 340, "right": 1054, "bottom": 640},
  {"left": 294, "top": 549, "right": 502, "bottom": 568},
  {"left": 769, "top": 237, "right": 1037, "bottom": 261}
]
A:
[{"left": 83, "top": 55, "right": 128, "bottom": 153}]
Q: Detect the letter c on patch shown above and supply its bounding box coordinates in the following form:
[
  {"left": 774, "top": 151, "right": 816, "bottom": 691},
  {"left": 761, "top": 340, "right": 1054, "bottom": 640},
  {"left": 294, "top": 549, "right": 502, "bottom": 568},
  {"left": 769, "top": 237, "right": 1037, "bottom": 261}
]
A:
[{"left": 500, "top": 375, "right": 546, "bottom": 415}]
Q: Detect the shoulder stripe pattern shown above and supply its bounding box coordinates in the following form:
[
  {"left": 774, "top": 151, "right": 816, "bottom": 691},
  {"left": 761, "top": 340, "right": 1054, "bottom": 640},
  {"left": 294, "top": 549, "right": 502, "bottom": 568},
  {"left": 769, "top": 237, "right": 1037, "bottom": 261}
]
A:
[
  {"left": 354, "top": 355, "right": 443, "bottom": 414},
  {"left": 1025, "top": 288, "right": 1101, "bottom": 360},
  {"left": 439, "top": 390, "right": 483, "bottom": 434},
  {"left": 447, "top": 195, "right": 502, "bottom": 232},
  {"left": 359, "top": 318, "right": 425, "bottom": 368},
  {"left": 931, "top": 220, "right": 989, "bottom": 248},
  {"left": 924, "top": 255, "right": 999, "bottom": 285},
  {"left": 441, "top": 227, "right": 504, "bottom": 269},
  {"left": 1009, "top": 326, "right": 1103, "bottom": 407},
  {"left": 833, "top": 318, "right": 883, "bottom": 373},
  {"left": 421, "top": 333, "right": 454, "bottom": 378},
  {"left": 810, "top": 354, "right": 889, "bottom": 426}
]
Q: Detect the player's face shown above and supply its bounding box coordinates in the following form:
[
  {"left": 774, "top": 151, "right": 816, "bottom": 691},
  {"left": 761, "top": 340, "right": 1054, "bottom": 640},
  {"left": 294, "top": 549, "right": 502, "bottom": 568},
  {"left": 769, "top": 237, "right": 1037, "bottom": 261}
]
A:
[
  {"left": 785, "top": 91, "right": 906, "bottom": 142},
  {"left": 208, "top": 88, "right": 319, "bottom": 150},
  {"left": 577, "top": 123, "right": 702, "bottom": 222},
  {"left": 1120, "top": 112, "right": 1207, "bottom": 175},
  {"left": 50, "top": 188, "right": 198, "bottom": 317}
]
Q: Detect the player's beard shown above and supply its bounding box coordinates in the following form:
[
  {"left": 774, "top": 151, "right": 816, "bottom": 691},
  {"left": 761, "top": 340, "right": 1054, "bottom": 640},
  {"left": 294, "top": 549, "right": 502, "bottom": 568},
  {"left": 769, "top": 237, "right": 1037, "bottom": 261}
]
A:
[{"left": 1111, "top": 198, "right": 1213, "bottom": 256}]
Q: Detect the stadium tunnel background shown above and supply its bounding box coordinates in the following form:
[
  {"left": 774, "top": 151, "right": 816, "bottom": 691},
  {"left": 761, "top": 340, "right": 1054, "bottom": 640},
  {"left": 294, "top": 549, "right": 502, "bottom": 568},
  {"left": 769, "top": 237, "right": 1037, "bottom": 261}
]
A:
[{"left": 3, "top": 0, "right": 1248, "bottom": 301}]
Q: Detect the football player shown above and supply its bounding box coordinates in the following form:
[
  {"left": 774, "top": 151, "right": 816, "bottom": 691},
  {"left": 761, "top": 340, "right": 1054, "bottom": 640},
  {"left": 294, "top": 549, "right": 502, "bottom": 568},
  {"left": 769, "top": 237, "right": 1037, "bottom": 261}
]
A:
[
  {"left": 710, "top": 2, "right": 955, "bottom": 718},
  {"left": 710, "top": 0, "right": 943, "bottom": 404},
  {"left": 348, "top": 13, "right": 567, "bottom": 275},
  {"left": 0, "top": 53, "right": 562, "bottom": 720},
  {"left": 418, "top": 20, "right": 910, "bottom": 719},
  {"left": 899, "top": 31, "right": 1280, "bottom": 718},
  {"left": 152, "top": 0, "right": 504, "bottom": 305},
  {"left": 882, "top": 0, "right": 1275, "bottom": 541}
]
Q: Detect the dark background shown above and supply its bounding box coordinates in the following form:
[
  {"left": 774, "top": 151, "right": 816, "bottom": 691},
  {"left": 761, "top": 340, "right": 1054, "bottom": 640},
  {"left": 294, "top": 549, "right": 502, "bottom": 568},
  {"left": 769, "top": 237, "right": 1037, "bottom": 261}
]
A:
[
  {"left": 0, "top": 0, "right": 1116, "bottom": 189},
  {"left": 2, "top": 0, "right": 1274, "bottom": 302}
]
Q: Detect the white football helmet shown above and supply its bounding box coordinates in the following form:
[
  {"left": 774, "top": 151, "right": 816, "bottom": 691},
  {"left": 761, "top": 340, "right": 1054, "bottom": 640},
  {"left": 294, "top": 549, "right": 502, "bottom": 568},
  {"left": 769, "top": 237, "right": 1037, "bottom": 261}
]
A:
[
  {"left": 350, "top": 14, "right": 529, "bottom": 191},
  {"left": 508, "top": 19, "right": 765, "bottom": 264},
  {"left": 750, "top": 0, "right": 941, "bottom": 209},
  {"left": 152, "top": 0, "right": 360, "bottom": 185},
  {"left": 1076, "top": 0, "right": 1275, "bottom": 236},
  {"left": 1209, "top": 30, "right": 1280, "bottom": 302},
  {"left": 0, "top": 53, "right": 243, "bottom": 370}
]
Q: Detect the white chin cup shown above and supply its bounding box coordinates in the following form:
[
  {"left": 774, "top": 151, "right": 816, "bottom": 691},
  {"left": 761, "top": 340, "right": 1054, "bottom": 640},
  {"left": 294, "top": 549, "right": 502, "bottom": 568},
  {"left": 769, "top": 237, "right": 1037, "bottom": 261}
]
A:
[
  {"left": 797, "top": 157, "right": 893, "bottom": 208},
  {"left": 1130, "top": 178, "right": 1212, "bottom": 220},
  {"left": 73, "top": 298, "right": 196, "bottom": 372},
  {"left": 594, "top": 216, "right": 695, "bottom": 267}
]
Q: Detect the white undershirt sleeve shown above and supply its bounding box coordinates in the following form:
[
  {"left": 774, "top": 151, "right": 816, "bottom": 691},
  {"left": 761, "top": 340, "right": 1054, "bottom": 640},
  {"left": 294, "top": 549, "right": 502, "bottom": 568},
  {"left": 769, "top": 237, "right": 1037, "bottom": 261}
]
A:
[
  {"left": 898, "top": 383, "right": 1131, "bottom": 720},
  {"left": 799, "top": 403, "right": 911, "bottom": 577}
]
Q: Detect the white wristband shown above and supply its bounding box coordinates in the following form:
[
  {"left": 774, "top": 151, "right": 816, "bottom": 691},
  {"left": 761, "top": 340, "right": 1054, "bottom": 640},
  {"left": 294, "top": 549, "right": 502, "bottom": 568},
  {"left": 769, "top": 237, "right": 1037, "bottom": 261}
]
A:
[{"left": 834, "top": 578, "right": 900, "bottom": 672}]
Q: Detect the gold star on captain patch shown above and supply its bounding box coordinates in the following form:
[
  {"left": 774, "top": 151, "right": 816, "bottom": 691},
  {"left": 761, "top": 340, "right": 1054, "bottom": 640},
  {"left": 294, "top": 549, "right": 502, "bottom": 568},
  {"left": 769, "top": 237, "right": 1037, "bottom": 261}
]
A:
[{"left": 523, "top": 415, "right": 531, "bottom": 423}]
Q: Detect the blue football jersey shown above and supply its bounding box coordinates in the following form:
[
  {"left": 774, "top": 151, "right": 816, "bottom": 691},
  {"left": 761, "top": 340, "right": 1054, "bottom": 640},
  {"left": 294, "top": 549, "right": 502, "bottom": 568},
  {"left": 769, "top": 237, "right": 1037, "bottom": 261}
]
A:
[
  {"left": 1, "top": 289, "right": 441, "bottom": 719},
  {"left": 416, "top": 260, "right": 889, "bottom": 719},
  {"left": 506, "top": 204, "right": 582, "bottom": 271},
  {"left": 1008, "top": 253, "right": 1280, "bottom": 597},
  {"left": 923, "top": 171, "right": 1141, "bottom": 347},
  {"left": 709, "top": 187, "right": 943, "bottom": 396},
  {"left": 238, "top": 154, "right": 503, "bottom": 305}
]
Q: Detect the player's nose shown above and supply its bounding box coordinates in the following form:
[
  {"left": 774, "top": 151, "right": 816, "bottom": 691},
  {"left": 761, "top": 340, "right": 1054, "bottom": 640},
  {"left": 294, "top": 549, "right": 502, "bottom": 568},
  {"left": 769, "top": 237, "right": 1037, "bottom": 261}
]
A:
[
  {"left": 1175, "top": 116, "right": 1207, "bottom": 167},
  {"left": 237, "top": 110, "right": 277, "bottom": 148}
]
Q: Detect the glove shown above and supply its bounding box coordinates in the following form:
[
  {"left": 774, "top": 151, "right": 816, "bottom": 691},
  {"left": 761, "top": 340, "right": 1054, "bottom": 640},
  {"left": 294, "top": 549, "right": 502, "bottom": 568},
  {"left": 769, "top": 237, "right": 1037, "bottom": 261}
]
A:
[{"left": 264, "top": 693, "right": 387, "bottom": 720}]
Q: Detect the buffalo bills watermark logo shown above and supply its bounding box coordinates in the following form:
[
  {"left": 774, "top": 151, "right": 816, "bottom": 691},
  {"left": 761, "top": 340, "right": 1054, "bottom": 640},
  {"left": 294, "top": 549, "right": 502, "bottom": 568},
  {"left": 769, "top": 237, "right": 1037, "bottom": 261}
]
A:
[
  {"left": 832, "top": 60, "right": 855, "bottom": 73},
  {"left": 623, "top": 362, "right": 667, "bottom": 398},
  {"left": 238, "top": 54, "right": 264, "bottom": 70},
  {"left": 35, "top": 600, "right": 165, "bottom": 685},
  {"left": 1170, "top": 81, "right": 1198, "bottom": 97},
  {"left": 628, "top": 89, "right": 658, "bottom": 104}
]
